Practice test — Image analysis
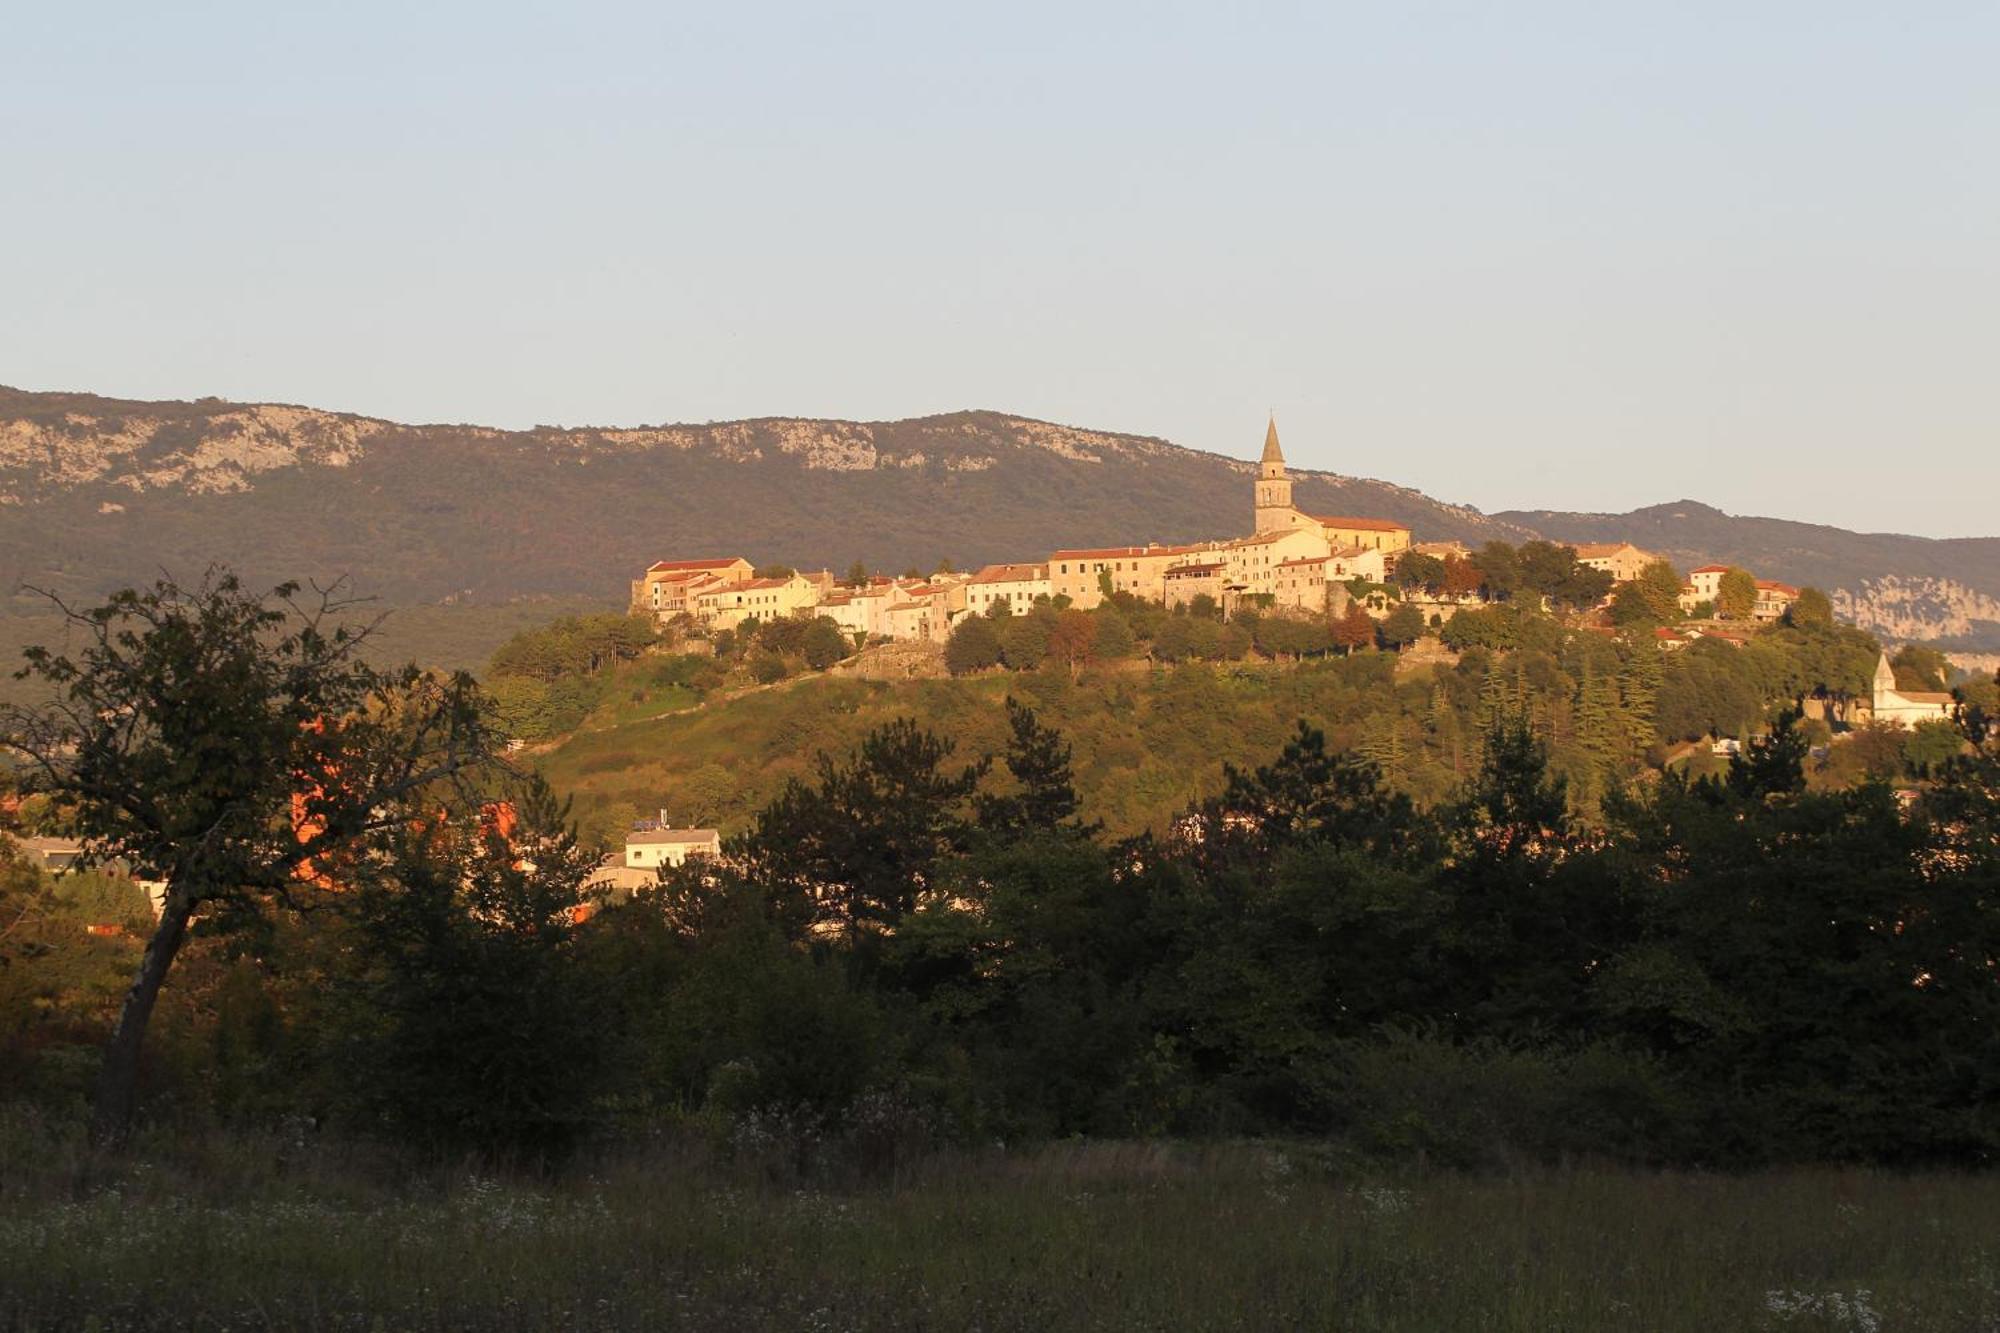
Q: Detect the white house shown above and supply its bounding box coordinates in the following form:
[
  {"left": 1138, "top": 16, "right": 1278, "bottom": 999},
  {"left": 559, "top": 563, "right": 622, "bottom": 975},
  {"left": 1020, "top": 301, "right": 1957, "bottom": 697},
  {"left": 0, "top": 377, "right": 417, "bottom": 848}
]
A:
[
  {"left": 625, "top": 827, "right": 722, "bottom": 869},
  {"left": 965, "top": 562, "right": 1051, "bottom": 615}
]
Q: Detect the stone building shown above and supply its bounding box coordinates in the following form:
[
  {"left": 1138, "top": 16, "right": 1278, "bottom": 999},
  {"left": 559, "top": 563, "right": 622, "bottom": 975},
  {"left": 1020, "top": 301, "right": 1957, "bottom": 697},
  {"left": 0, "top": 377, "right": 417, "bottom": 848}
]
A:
[{"left": 1573, "top": 542, "right": 1655, "bottom": 584}]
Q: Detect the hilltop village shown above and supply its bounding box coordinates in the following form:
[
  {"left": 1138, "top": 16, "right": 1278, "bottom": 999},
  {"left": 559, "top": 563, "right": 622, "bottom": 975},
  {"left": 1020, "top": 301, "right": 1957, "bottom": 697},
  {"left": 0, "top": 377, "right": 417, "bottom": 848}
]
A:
[{"left": 635, "top": 418, "right": 1817, "bottom": 657}]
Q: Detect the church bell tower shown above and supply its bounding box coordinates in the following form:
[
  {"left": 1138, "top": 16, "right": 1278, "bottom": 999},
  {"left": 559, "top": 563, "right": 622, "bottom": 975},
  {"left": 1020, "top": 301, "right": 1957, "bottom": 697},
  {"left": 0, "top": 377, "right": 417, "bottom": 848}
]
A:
[{"left": 1254, "top": 414, "right": 1295, "bottom": 534}]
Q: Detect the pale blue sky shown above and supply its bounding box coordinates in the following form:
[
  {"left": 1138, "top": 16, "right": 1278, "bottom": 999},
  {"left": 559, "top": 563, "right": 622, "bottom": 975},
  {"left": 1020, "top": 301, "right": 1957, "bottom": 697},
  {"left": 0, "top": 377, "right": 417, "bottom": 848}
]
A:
[{"left": 4, "top": 2, "right": 1995, "bottom": 536}]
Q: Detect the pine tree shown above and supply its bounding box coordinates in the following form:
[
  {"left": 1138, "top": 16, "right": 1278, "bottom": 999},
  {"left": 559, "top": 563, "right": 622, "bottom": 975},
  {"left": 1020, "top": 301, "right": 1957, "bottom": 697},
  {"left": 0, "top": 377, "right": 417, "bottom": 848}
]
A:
[
  {"left": 1617, "top": 643, "right": 1663, "bottom": 756},
  {"left": 1574, "top": 662, "right": 1624, "bottom": 810},
  {"left": 1358, "top": 713, "right": 1409, "bottom": 784}
]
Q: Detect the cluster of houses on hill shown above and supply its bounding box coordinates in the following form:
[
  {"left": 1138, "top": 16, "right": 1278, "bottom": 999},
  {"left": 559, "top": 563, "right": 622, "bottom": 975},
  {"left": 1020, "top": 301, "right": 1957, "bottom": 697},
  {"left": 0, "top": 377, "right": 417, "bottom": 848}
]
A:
[
  {"left": 632, "top": 418, "right": 1819, "bottom": 658},
  {"left": 631, "top": 419, "right": 1436, "bottom": 642}
]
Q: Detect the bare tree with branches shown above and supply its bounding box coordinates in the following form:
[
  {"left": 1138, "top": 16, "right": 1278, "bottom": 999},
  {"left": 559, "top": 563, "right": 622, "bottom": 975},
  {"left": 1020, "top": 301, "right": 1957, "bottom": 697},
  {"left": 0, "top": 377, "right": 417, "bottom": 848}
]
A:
[{"left": 0, "top": 569, "right": 501, "bottom": 1149}]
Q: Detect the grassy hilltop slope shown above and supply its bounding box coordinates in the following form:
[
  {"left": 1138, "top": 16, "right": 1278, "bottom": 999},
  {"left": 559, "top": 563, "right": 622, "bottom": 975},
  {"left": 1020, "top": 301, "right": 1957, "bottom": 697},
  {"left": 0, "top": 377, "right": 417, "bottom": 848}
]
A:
[{"left": 540, "top": 655, "right": 1452, "bottom": 847}]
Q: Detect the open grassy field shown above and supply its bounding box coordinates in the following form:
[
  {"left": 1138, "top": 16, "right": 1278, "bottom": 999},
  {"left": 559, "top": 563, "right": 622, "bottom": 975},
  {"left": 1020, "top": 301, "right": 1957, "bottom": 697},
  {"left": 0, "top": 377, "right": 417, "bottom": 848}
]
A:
[{"left": 4, "top": 1119, "right": 1995, "bottom": 1331}]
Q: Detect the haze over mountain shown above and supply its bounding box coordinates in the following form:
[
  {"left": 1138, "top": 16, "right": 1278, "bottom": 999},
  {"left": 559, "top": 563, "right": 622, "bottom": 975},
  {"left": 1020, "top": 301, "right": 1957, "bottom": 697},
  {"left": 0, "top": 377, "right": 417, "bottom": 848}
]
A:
[{"left": 4, "top": 385, "right": 1996, "bottom": 652}]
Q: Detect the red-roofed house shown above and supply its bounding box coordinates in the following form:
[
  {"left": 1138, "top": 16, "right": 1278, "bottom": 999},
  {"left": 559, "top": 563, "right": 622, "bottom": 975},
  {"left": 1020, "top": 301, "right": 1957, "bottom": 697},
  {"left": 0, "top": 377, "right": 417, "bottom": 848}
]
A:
[
  {"left": 1685, "top": 564, "right": 1732, "bottom": 603},
  {"left": 630, "top": 557, "right": 754, "bottom": 619},
  {"left": 1752, "top": 580, "right": 1800, "bottom": 622}
]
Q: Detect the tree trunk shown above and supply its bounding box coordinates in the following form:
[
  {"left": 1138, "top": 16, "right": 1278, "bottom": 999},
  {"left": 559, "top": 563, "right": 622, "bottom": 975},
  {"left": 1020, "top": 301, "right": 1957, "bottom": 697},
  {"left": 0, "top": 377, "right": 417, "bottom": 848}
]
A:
[{"left": 90, "top": 882, "right": 195, "bottom": 1151}]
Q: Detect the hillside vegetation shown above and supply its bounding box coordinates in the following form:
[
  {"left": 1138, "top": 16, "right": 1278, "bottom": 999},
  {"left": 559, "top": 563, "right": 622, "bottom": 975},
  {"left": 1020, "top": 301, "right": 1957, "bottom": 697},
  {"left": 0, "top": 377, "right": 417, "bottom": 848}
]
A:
[{"left": 537, "top": 605, "right": 1954, "bottom": 850}]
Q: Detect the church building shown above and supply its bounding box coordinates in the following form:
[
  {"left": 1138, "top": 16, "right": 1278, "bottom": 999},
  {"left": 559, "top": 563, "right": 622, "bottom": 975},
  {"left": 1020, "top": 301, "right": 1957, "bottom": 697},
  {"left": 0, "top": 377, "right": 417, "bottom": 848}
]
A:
[
  {"left": 1867, "top": 652, "right": 1954, "bottom": 730},
  {"left": 1252, "top": 417, "right": 1414, "bottom": 555}
]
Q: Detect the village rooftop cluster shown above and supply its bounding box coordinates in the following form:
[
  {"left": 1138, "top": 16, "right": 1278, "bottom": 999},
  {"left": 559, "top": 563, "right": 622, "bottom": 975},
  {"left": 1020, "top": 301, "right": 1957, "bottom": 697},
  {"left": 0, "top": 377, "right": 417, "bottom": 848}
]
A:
[{"left": 632, "top": 417, "right": 1812, "bottom": 650}]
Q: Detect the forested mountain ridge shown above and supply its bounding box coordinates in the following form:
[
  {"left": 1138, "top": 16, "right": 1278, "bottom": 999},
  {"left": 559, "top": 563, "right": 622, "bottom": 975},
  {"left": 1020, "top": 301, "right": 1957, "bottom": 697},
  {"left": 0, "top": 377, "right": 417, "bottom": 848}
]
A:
[
  {"left": 1499, "top": 500, "right": 2000, "bottom": 650},
  {"left": 0, "top": 385, "right": 1523, "bottom": 615},
  {"left": 4, "top": 385, "right": 1995, "bottom": 649}
]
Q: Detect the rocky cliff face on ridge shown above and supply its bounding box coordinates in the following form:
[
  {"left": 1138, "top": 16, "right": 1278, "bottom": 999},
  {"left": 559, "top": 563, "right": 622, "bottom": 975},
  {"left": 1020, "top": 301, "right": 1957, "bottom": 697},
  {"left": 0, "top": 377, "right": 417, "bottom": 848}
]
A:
[
  {"left": 0, "top": 386, "right": 1525, "bottom": 613},
  {"left": 3, "top": 386, "right": 1995, "bottom": 651},
  {"left": 1497, "top": 500, "right": 2000, "bottom": 650}
]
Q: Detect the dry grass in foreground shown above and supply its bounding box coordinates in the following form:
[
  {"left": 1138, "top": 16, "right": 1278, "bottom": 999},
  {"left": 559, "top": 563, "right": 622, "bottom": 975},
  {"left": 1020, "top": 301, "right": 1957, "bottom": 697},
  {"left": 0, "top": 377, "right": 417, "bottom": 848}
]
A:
[{"left": 2, "top": 1115, "right": 1996, "bottom": 1331}]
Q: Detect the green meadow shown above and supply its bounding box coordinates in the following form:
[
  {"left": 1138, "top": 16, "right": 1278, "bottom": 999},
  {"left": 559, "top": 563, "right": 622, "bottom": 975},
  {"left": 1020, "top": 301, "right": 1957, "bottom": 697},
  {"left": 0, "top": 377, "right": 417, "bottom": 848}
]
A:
[{"left": 4, "top": 1119, "right": 1995, "bottom": 1332}]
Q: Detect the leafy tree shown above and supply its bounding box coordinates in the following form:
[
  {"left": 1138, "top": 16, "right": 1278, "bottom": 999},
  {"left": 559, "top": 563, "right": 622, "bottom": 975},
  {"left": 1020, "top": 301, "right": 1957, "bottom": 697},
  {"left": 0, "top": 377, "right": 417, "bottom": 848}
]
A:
[
  {"left": 490, "top": 613, "right": 657, "bottom": 683},
  {"left": 1716, "top": 568, "right": 1757, "bottom": 620},
  {"left": 754, "top": 564, "right": 795, "bottom": 580},
  {"left": 1843, "top": 723, "right": 1909, "bottom": 782},
  {"left": 1254, "top": 616, "right": 1317, "bottom": 660},
  {"left": 486, "top": 674, "right": 556, "bottom": 740},
  {"left": 1151, "top": 616, "right": 1196, "bottom": 663},
  {"left": 332, "top": 781, "right": 602, "bottom": 1153},
  {"left": 1378, "top": 601, "right": 1427, "bottom": 651},
  {"left": 1609, "top": 582, "right": 1662, "bottom": 626},
  {"left": 1904, "top": 719, "right": 1963, "bottom": 776},
  {"left": 1187, "top": 593, "right": 1221, "bottom": 620},
  {"left": 1624, "top": 560, "right": 1685, "bottom": 623},
  {"left": 1515, "top": 542, "right": 1580, "bottom": 599},
  {"left": 1787, "top": 587, "right": 1834, "bottom": 630},
  {"left": 749, "top": 651, "right": 789, "bottom": 684},
  {"left": 1, "top": 572, "right": 496, "bottom": 1148},
  {"left": 1332, "top": 603, "right": 1377, "bottom": 655},
  {"left": 1891, "top": 644, "right": 1949, "bottom": 693},
  {"left": 1441, "top": 556, "right": 1485, "bottom": 599},
  {"left": 998, "top": 615, "right": 1050, "bottom": 671},
  {"left": 846, "top": 560, "right": 871, "bottom": 588},
  {"left": 801, "top": 618, "right": 851, "bottom": 671},
  {"left": 1550, "top": 562, "right": 1615, "bottom": 612},
  {"left": 1470, "top": 542, "right": 1521, "bottom": 601},
  {"left": 1048, "top": 610, "right": 1099, "bottom": 680},
  {"left": 1394, "top": 552, "right": 1445, "bottom": 594},
  {"left": 1440, "top": 606, "right": 1515, "bottom": 651},
  {"left": 1093, "top": 610, "right": 1137, "bottom": 661},
  {"left": 945, "top": 616, "right": 1004, "bottom": 675}
]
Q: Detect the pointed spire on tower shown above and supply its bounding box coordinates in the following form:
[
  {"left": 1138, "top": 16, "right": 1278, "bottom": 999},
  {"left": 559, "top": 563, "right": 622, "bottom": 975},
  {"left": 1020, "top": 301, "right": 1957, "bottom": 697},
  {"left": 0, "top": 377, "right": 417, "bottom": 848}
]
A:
[{"left": 1260, "top": 413, "right": 1284, "bottom": 467}]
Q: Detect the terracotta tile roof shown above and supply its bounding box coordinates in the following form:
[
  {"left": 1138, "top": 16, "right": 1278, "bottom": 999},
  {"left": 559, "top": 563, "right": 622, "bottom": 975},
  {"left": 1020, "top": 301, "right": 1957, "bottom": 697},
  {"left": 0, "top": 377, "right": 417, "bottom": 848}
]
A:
[
  {"left": 1166, "top": 562, "right": 1224, "bottom": 576},
  {"left": 1052, "top": 544, "right": 1210, "bottom": 562},
  {"left": 969, "top": 562, "right": 1048, "bottom": 585},
  {"left": 646, "top": 558, "right": 747, "bottom": 573},
  {"left": 1278, "top": 555, "right": 1328, "bottom": 568},
  {"left": 1690, "top": 564, "right": 1731, "bottom": 574},
  {"left": 1572, "top": 541, "right": 1641, "bottom": 559},
  {"left": 1896, "top": 691, "right": 1955, "bottom": 705},
  {"left": 1230, "top": 530, "right": 1318, "bottom": 548},
  {"left": 1309, "top": 515, "right": 1410, "bottom": 533},
  {"left": 1755, "top": 580, "right": 1800, "bottom": 595}
]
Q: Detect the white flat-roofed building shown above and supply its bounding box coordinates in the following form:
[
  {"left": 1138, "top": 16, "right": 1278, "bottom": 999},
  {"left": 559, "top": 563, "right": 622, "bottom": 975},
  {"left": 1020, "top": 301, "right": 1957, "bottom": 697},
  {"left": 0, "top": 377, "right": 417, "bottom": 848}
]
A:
[{"left": 625, "top": 827, "right": 722, "bottom": 869}]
